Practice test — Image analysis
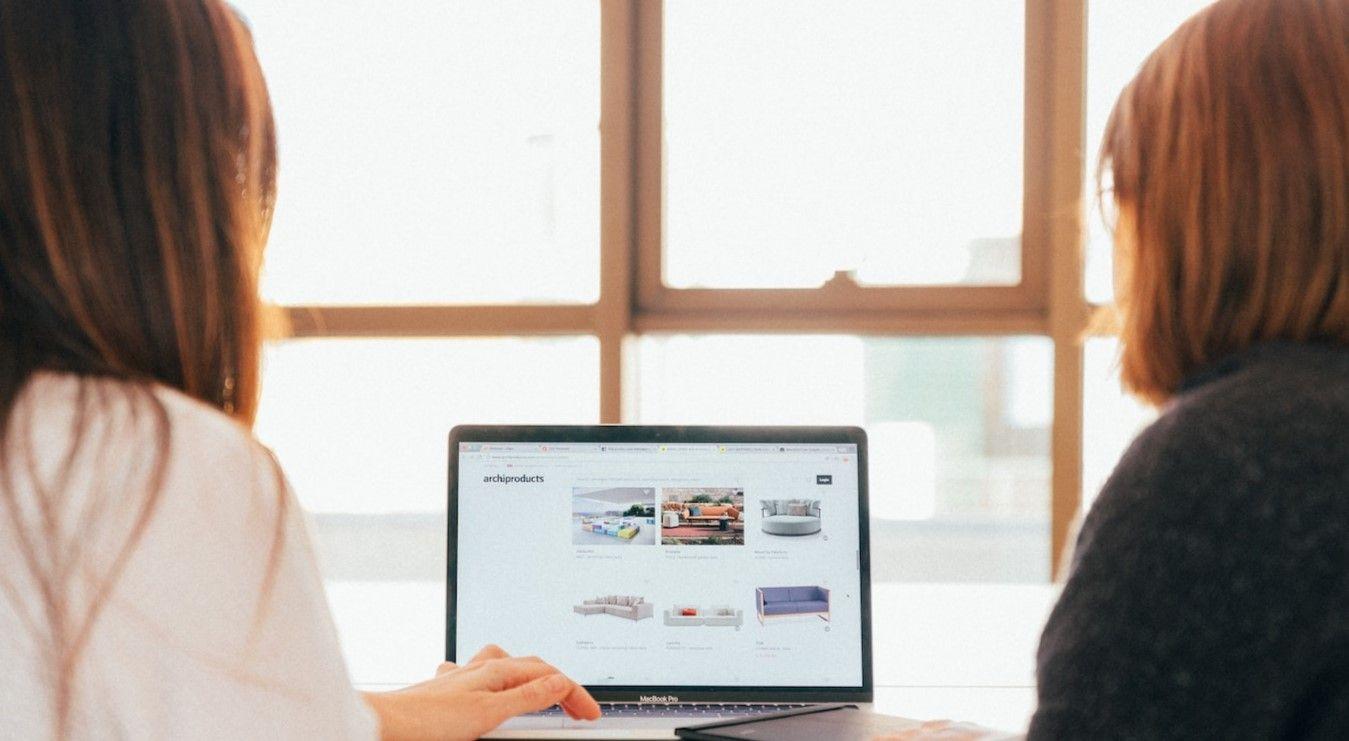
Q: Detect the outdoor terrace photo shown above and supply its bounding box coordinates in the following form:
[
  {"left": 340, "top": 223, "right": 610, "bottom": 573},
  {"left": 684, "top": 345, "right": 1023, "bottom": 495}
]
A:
[{"left": 659, "top": 488, "right": 745, "bottom": 546}]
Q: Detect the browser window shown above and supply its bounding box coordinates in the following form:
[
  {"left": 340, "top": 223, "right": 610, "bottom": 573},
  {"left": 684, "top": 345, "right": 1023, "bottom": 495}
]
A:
[{"left": 454, "top": 443, "right": 864, "bottom": 687}]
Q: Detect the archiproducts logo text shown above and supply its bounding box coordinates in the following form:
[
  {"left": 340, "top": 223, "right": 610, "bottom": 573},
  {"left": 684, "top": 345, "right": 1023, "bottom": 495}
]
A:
[{"left": 482, "top": 473, "right": 545, "bottom": 484}]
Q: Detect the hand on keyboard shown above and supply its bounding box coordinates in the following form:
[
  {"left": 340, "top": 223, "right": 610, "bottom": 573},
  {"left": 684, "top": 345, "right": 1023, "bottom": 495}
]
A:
[{"left": 362, "top": 644, "right": 602, "bottom": 740}]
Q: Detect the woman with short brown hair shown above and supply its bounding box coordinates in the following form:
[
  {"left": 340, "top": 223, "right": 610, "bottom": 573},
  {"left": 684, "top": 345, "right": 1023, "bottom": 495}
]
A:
[{"left": 1032, "top": 0, "right": 1349, "bottom": 737}]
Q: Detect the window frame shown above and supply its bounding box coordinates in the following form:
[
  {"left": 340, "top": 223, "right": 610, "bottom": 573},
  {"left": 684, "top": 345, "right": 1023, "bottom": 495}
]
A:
[
  {"left": 633, "top": 1, "right": 1050, "bottom": 316},
  {"left": 277, "top": 0, "right": 1091, "bottom": 579}
]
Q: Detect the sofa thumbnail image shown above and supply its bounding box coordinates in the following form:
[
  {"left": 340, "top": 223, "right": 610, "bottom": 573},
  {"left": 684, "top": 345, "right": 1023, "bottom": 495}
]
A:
[
  {"left": 661, "top": 500, "right": 743, "bottom": 530},
  {"left": 760, "top": 499, "right": 821, "bottom": 536},
  {"left": 579, "top": 517, "right": 644, "bottom": 540},
  {"left": 661, "top": 488, "right": 746, "bottom": 545},
  {"left": 573, "top": 487, "right": 657, "bottom": 545},
  {"left": 662, "top": 605, "right": 744, "bottom": 627},
  {"left": 756, "top": 586, "right": 830, "bottom": 625},
  {"left": 574, "top": 595, "right": 654, "bottom": 621}
]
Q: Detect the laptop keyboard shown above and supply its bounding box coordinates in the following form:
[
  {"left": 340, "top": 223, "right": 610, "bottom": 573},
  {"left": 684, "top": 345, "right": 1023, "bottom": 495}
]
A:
[{"left": 531, "top": 703, "right": 810, "bottom": 718}]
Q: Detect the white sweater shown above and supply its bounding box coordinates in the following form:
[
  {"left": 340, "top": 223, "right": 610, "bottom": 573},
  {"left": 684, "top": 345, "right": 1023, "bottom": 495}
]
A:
[{"left": 0, "top": 373, "right": 377, "bottom": 739}]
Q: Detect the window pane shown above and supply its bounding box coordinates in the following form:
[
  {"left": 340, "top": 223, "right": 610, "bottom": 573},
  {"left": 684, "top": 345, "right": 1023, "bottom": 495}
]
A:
[
  {"left": 255, "top": 337, "right": 599, "bottom": 515},
  {"left": 1082, "top": 338, "right": 1157, "bottom": 509},
  {"left": 631, "top": 335, "right": 1052, "bottom": 583},
  {"left": 663, "top": 2, "right": 1024, "bottom": 289},
  {"left": 234, "top": 1, "right": 600, "bottom": 304},
  {"left": 1085, "top": 1, "right": 1216, "bottom": 302}
]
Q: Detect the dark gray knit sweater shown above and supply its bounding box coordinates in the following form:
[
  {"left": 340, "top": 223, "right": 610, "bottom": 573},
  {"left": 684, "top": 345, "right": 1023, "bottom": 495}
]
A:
[{"left": 1028, "top": 342, "right": 1349, "bottom": 740}]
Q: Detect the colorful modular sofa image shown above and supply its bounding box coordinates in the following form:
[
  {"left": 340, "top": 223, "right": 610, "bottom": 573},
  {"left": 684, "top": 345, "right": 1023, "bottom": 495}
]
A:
[
  {"left": 578, "top": 518, "right": 643, "bottom": 540},
  {"left": 663, "top": 604, "right": 744, "bottom": 627},
  {"left": 755, "top": 586, "right": 831, "bottom": 625},
  {"left": 760, "top": 499, "right": 822, "bottom": 536},
  {"left": 660, "top": 488, "right": 745, "bottom": 545},
  {"left": 571, "top": 487, "right": 657, "bottom": 545},
  {"left": 574, "top": 595, "right": 654, "bottom": 621}
]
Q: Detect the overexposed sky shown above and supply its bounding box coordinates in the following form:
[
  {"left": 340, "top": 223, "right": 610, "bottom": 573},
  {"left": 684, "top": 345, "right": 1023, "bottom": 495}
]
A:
[
  {"left": 663, "top": 0, "right": 1024, "bottom": 288},
  {"left": 234, "top": 1, "right": 1204, "bottom": 517},
  {"left": 234, "top": 0, "right": 600, "bottom": 305},
  {"left": 234, "top": 0, "right": 1216, "bottom": 301}
]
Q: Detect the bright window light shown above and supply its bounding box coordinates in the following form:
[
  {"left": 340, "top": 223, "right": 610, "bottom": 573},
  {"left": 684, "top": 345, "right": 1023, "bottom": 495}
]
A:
[
  {"left": 663, "top": 1, "right": 1024, "bottom": 289},
  {"left": 233, "top": 0, "right": 601, "bottom": 305}
]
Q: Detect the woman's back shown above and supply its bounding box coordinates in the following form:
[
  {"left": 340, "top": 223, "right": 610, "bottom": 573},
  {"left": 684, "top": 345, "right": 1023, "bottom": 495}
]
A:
[
  {"left": 1032, "top": 343, "right": 1349, "bottom": 738},
  {"left": 0, "top": 374, "right": 375, "bottom": 739},
  {"left": 0, "top": 1, "right": 604, "bottom": 735}
]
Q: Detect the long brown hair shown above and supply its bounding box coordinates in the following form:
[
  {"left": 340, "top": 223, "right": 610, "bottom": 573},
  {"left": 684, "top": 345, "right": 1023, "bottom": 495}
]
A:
[
  {"left": 0, "top": 0, "right": 278, "bottom": 734},
  {"left": 1101, "top": 0, "right": 1349, "bottom": 405}
]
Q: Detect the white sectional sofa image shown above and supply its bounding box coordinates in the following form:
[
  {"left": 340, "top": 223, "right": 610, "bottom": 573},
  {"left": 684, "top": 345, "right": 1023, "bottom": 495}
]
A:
[{"left": 574, "top": 595, "right": 654, "bottom": 621}]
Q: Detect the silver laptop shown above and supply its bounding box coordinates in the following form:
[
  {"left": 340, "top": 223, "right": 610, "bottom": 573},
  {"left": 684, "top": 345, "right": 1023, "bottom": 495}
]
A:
[{"left": 448, "top": 425, "right": 874, "bottom": 740}]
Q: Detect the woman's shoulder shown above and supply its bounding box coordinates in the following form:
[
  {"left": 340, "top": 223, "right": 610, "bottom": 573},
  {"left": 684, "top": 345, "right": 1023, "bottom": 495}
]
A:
[
  {"left": 1108, "top": 341, "right": 1349, "bottom": 496},
  {"left": 151, "top": 377, "right": 279, "bottom": 467},
  {"left": 1072, "top": 345, "right": 1349, "bottom": 586},
  {"left": 5, "top": 375, "right": 373, "bottom": 739},
  {"left": 1076, "top": 342, "right": 1349, "bottom": 570},
  {"left": 13, "top": 372, "right": 286, "bottom": 517},
  {"left": 1171, "top": 341, "right": 1349, "bottom": 426},
  {"left": 1042, "top": 344, "right": 1349, "bottom": 737},
  {"left": 21, "top": 370, "right": 268, "bottom": 454}
]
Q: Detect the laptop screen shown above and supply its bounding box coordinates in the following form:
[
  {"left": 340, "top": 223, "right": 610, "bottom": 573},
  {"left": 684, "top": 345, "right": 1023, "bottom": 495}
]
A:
[{"left": 450, "top": 428, "right": 869, "bottom": 697}]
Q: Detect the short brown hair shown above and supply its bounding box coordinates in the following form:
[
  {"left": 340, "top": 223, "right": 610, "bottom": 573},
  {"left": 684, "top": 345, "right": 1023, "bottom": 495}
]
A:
[{"left": 1101, "top": 0, "right": 1349, "bottom": 405}]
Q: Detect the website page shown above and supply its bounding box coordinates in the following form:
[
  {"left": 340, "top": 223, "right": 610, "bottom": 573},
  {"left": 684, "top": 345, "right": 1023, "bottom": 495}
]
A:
[{"left": 454, "top": 442, "right": 864, "bottom": 688}]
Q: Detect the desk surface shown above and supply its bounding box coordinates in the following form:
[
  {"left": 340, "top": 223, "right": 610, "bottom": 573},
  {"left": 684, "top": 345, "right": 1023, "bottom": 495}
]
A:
[{"left": 331, "top": 581, "right": 1056, "bottom": 732}]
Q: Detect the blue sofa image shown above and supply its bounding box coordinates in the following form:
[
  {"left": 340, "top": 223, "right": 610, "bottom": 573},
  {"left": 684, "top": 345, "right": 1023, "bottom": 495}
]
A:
[{"left": 755, "top": 585, "right": 830, "bottom": 625}]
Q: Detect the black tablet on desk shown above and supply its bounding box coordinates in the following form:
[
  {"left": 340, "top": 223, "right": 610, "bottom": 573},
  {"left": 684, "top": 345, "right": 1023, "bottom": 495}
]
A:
[{"left": 675, "top": 704, "right": 921, "bottom": 740}]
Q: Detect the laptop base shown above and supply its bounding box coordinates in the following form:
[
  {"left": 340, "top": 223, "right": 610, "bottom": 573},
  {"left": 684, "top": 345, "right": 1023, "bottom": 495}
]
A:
[{"left": 486, "top": 703, "right": 873, "bottom": 740}]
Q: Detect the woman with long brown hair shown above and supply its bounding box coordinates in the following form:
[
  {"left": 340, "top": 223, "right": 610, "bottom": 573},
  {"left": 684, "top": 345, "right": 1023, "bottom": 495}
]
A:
[{"left": 0, "top": 1, "right": 598, "bottom": 738}]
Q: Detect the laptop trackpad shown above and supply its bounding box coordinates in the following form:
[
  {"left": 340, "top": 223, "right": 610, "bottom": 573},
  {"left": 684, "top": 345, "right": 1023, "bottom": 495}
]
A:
[
  {"left": 501, "top": 716, "right": 689, "bottom": 727},
  {"left": 490, "top": 716, "right": 681, "bottom": 739},
  {"left": 496, "top": 716, "right": 568, "bottom": 729}
]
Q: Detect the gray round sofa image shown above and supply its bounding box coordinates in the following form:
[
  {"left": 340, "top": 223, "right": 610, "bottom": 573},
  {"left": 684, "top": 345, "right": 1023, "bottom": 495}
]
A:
[{"left": 759, "top": 499, "right": 822, "bottom": 535}]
